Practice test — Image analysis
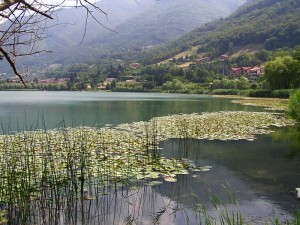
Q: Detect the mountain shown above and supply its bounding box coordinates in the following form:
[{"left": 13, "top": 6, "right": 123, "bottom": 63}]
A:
[
  {"left": 141, "top": 0, "right": 300, "bottom": 64},
  {"left": 4, "top": 0, "right": 246, "bottom": 69},
  {"left": 20, "top": 0, "right": 156, "bottom": 66}
]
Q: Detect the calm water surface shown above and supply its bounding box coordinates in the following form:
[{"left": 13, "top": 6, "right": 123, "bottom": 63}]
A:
[{"left": 0, "top": 91, "right": 299, "bottom": 224}]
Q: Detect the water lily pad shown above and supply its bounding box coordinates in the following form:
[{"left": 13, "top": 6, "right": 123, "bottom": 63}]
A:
[
  {"left": 145, "top": 181, "right": 163, "bottom": 186},
  {"left": 163, "top": 176, "right": 177, "bottom": 182}
]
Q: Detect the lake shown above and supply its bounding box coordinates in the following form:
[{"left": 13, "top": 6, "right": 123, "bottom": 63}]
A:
[{"left": 0, "top": 91, "right": 299, "bottom": 225}]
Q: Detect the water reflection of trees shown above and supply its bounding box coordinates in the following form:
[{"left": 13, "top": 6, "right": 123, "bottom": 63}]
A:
[
  {"left": 271, "top": 126, "right": 300, "bottom": 159},
  {"left": 2, "top": 183, "right": 173, "bottom": 225}
]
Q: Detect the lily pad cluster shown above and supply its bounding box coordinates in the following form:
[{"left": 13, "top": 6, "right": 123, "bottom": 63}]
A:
[
  {"left": 0, "top": 111, "right": 295, "bottom": 203},
  {"left": 231, "top": 98, "right": 289, "bottom": 111},
  {"left": 116, "top": 111, "right": 295, "bottom": 142}
]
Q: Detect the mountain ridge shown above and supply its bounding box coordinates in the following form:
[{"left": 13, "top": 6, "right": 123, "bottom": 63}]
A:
[
  {"left": 140, "top": 0, "right": 300, "bottom": 64},
  {"left": 0, "top": 0, "right": 246, "bottom": 72}
]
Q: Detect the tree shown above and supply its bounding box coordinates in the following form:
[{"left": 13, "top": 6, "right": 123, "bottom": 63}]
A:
[
  {"left": 264, "top": 56, "right": 300, "bottom": 89},
  {"left": 0, "top": 0, "right": 109, "bottom": 84},
  {"left": 110, "top": 79, "right": 116, "bottom": 90}
]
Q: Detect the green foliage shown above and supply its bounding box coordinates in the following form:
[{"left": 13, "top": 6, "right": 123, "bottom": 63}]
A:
[
  {"left": 271, "top": 89, "right": 294, "bottom": 98},
  {"left": 211, "top": 89, "right": 239, "bottom": 95},
  {"left": 236, "top": 77, "right": 251, "bottom": 90},
  {"left": 162, "top": 79, "right": 184, "bottom": 91},
  {"left": 246, "top": 89, "right": 272, "bottom": 97},
  {"left": 110, "top": 79, "right": 117, "bottom": 90},
  {"left": 212, "top": 79, "right": 237, "bottom": 90},
  {"left": 264, "top": 55, "right": 300, "bottom": 89},
  {"left": 289, "top": 89, "right": 300, "bottom": 122}
]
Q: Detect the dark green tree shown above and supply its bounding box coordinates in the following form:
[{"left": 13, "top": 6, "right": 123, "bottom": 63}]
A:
[{"left": 264, "top": 56, "right": 300, "bottom": 89}]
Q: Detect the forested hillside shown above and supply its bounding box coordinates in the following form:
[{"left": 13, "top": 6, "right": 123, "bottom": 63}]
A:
[
  {"left": 141, "top": 0, "right": 300, "bottom": 64},
  {"left": 0, "top": 0, "right": 245, "bottom": 72}
]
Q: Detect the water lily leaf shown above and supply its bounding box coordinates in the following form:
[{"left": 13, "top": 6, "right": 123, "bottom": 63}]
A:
[
  {"left": 163, "top": 176, "right": 177, "bottom": 182},
  {"left": 145, "top": 172, "right": 160, "bottom": 179},
  {"left": 146, "top": 181, "right": 163, "bottom": 186}
]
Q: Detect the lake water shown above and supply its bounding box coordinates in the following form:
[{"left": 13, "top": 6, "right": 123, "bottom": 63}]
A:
[{"left": 0, "top": 91, "right": 299, "bottom": 224}]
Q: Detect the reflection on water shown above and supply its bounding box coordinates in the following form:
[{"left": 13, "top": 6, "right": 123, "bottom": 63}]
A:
[
  {"left": 271, "top": 126, "right": 300, "bottom": 159},
  {"left": 159, "top": 132, "right": 300, "bottom": 223},
  {"left": 0, "top": 91, "right": 262, "bottom": 133}
]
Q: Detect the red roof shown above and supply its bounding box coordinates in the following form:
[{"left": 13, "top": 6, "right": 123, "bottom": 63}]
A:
[{"left": 242, "top": 67, "right": 251, "bottom": 71}]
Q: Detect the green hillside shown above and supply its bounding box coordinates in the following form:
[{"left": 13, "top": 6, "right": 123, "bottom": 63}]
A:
[{"left": 141, "top": 0, "right": 300, "bottom": 64}]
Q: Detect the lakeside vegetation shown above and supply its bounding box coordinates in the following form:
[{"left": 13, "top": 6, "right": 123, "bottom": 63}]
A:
[{"left": 2, "top": 46, "right": 298, "bottom": 100}]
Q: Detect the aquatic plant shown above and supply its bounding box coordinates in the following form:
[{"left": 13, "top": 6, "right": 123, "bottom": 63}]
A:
[
  {"left": 231, "top": 98, "right": 289, "bottom": 111},
  {"left": 116, "top": 111, "right": 295, "bottom": 142}
]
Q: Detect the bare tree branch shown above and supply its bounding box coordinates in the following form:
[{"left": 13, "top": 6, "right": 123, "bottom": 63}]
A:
[
  {"left": 0, "top": 0, "right": 111, "bottom": 84},
  {"left": 0, "top": 46, "right": 27, "bottom": 85}
]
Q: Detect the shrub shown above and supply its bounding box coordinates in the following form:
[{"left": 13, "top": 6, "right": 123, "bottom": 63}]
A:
[
  {"left": 289, "top": 89, "right": 300, "bottom": 122},
  {"left": 247, "top": 90, "right": 272, "bottom": 97},
  {"left": 271, "top": 89, "right": 293, "bottom": 98},
  {"left": 210, "top": 89, "right": 239, "bottom": 95}
]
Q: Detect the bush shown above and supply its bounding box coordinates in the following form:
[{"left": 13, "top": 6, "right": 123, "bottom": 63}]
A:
[
  {"left": 211, "top": 79, "right": 237, "bottom": 90},
  {"left": 289, "top": 89, "right": 300, "bottom": 122},
  {"left": 210, "top": 89, "right": 239, "bottom": 95},
  {"left": 271, "top": 89, "right": 293, "bottom": 98},
  {"left": 247, "top": 90, "right": 272, "bottom": 98},
  {"left": 238, "top": 90, "right": 251, "bottom": 96}
]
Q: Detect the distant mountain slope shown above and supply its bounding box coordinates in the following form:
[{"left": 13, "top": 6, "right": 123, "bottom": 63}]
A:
[
  {"left": 5, "top": 0, "right": 246, "bottom": 69},
  {"left": 64, "top": 0, "right": 246, "bottom": 64},
  {"left": 20, "top": 0, "right": 156, "bottom": 66},
  {"left": 141, "top": 0, "right": 300, "bottom": 63},
  {"left": 91, "top": 0, "right": 246, "bottom": 48}
]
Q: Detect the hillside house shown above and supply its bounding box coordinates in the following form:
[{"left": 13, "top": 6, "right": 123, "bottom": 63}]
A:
[
  {"left": 96, "top": 78, "right": 116, "bottom": 90},
  {"left": 197, "top": 57, "right": 210, "bottom": 63},
  {"left": 105, "top": 78, "right": 116, "bottom": 83},
  {"left": 219, "top": 55, "right": 230, "bottom": 61},
  {"left": 86, "top": 83, "right": 92, "bottom": 89},
  {"left": 229, "top": 66, "right": 263, "bottom": 79},
  {"left": 241, "top": 67, "right": 252, "bottom": 74},
  {"left": 230, "top": 68, "right": 241, "bottom": 76},
  {"left": 247, "top": 66, "right": 263, "bottom": 76},
  {"left": 97, "top": 83, "right": 107, "bottom": 90},
  {"left": 130, "top": 63, "right": 140, "bottom": 69}
]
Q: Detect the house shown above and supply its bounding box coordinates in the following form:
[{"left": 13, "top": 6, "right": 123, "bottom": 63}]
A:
[
  {"left": 86, "top": 83, "right": 92, "bottom": 89},
  {"left": 242, "top": 66, "right": 263, "bottom": 78},
  {"left": 197, "top": 57, "right": 210, "bottom": 63},
  {"left": 97, "top": 83, "right": 107, "bottom": 90},
  {"left": 241, "top": 67, "right": 252, "bottom": 74},
  {"left": 105, "top": 78, "right": 116, "bottom": 83},
  {"left": 130, "top": 63, "right": 140, "bottom": 69},
  {"left": 230, "top": 68, "right": 241, "bottom": 76},
  {"left": 229, "top": 66, "right": 263, "bottom": 78},
  {"left": 219, "top": 55, "right": 230, "bottom": 61}
]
